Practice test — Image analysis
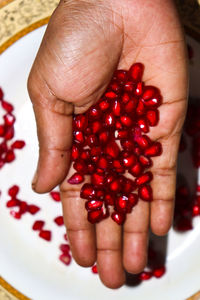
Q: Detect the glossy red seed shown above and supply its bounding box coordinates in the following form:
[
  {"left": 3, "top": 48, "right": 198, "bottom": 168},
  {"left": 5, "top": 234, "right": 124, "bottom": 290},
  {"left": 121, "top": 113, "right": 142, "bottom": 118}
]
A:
[
  {"left": 80, "top": 149, "right": 90, "bottom": 161},
  {"left": 115, "top": 195, "right": 129, "bottom": 213},
  {"left": 59, "top": 253, "right": 72, "bottom": 265},
  {"left": 111, "top": 99, "right": 121, "bottom": 117},
  {"left": 143, "top": 96, "right": 162, "bottom": 108},
  {"left": 11, "top": 140, "right": 26, "bottom": 149},
  {"left": 71, "top": 145, "right": 80, "bottom": 161},
  {"left": 32, "top": 220, "right": 45, "bottom": 231},
  {"left": 91, "top": 173, "right": 105, "bottom": 186},
  {"left": 109, "top": 80, "right": 122, "bottom": 94},
  {"left": 113, "top": 159, "right": 123, "bottom": 170},
  {"left": 28, "top": 205, "right": 40, "bottom": 215},
  {"left": 153, "top": 266, "right": 166, "bottom": 278},
  {"left": 115, "top": 130, "right": 129, "bottom": 140},
  {"left": 111, "top": 211, "right": 125, "bottom": 225},
  {"left": 192, "top": 205, "right": 200, "bottom": 216},
  {"left": 146, "top": 110, "right": 159, "bottom": 126},
  {"left": 99, "top": 99, "right": 110, "bottom": 111},
  {"left": 87, "top": 163, "right": 95, "bottom": 174},
  {"left": 3, "top": 113, "right": 15, "bottom": 126},
  {"left": 124, "top": 81, "right": 135, "bottom": 93},
  {"left": 123, "top": 178, "right": 136, "bottom": 194},
  {"left": 39, "top": 230, "right": 52, "bottom": 241},
  {"left": 0, "top": 88, "right": 4, "bottom": 99},
  {"left": 99, "top": 130, "right": 110, "bottom": 144},
  {"left": 96, "top": 189, "right": 104, "bottom": 199},
  {"left": 115, "top": 120, "right": 123, "bottom": 129},
  {"left": 120, "top": 115, "right": 133, "bottom": 127},
  {"left": 138, "top": 155, "right": 152, "bottom": 168},
  {"left": 73, "top": 159, "right": 87, "bottom": 174},
  {"left": 104, "top": 112, "right": 115, "bottom": 127},
  {"left": 139, "top": 271, "right": 153, "bottom": 281},
  {"left": 10, "top": 210, "right": 21, "bottom": 219},
  {"left": 113, "top": 70, "right": 127, "bottom": 84},
  {"left": 110, "top": 179, "right": 121, "bottom": 192},
  {"left": 128, "top": 193, "right": 138, "bottom": 207},
  {"left": 128, "top": 63, "right": 144, "bottom": 82},
  {"left": 91, "top": 264, "right": 98, "bottom": 274},
  {"left": 64, "top": 233, "right": 68, "bottom": 241},
  {"left": 60, "top": 244, "right": 70, "bottom": 253},
  {"left": 136, "top": 100, "right": 146, "bottom": 115},
  {"left": 120, "top": 139, "right": 135, "bottom": 151},
  {"left": 90, "top": 146, "right": 101, "bottom": 156},
  {"left": 50, "top": 191, "right": 60, "bottom": 202},
  {"left": 121, "top": 92, "right": 130, "bottom": 104},
  {"left": 85, "top": 200, "right": 103, "bottom": 211},
  {"left": 54, "top": 216, "right": 64, "bottom": 226},
  {"left": 136, "top": 172, "right": 153, "bottom": 186},
  {"left": 138, "top": 185, "right": 153, "bottom": 201},
  {"left": 105, "top": 91, "right": 117, "bottom": 99},
  {"left": 88, "top": 209, "right": 103, "bottom": 224},
  {"left": 86, "top": 134, "right": 98, "bottom": 146},
  {"left": 105, "top": 141, "right": 120, "bottom": 158},
  {"left": 144, "top": 142, "right": 162, "bottom": 157},
  {"left": 4, "top": 126, "right": 14, "bottom": 140},
  {"left": 104, "top": 193, "right": 115, "bottom": 206},
  {"left": 138, "top": 118, "right": 149, "bottom": 133},
  {"left": 74, "top": 115, "right": 88, "bottom": 130},
  {"left": 0, "top": 125, "right": 5, "bottom": 136},
  {"left": 97, "top": 156, "right": 109, "bottom": 170},
  {"left": 135, "top": 135, "right": 151, "bottom": 149},
  {"left": 80, "top": 184, "right": 96, "bottom": 199},
  {"left": 1, "top": 100, "right": 14, "bottom": 112},
  {"left": 4, "top": 150, "right": 15, "bottom": 162},
  {"left": 122, "top": 152, "right": 137, "bottom": 168},
  {"left": 91, "top": 121, "right": 102, "bottom": 134},
  {"left": 74, "top": 131, "right": 84, "bottom": 144},
  {"left": 6, "top": 199, "right": 20, "bottom": 207},
  {"left": 19, "top": 201, "right": 28, "bottom": 214},
  {"left": 129, "top": 162, "right": 143, "bottom": 177},
  {"left": 124, "top": 97, "right": 138, "bottom": 113},
  {"left": 134, "top": 82, "right": 143, "bottom": 96},
  {"left": 68, "top": 173, "right": 84, "bottom": 184},
  {"left": 8, "top": 185, "right": 19, "bottom": 197},
  {"left": 89, "top": 106, "right": 102, "bottom": 119},
  {"left": 142, "top": 86, "right": 159, "bottom": 100}
]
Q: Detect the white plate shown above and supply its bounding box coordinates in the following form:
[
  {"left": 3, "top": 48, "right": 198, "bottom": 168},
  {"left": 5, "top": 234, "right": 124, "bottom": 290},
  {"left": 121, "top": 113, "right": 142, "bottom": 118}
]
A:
[{"left": 0, "top": 26, "right": 200, "bottom": 300}]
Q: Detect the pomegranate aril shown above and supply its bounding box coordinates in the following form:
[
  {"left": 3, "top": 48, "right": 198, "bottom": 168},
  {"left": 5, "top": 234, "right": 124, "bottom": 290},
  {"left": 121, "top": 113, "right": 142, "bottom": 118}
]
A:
[
  {"left": 80, "top": 149, "right": 90, "bottom": 161},
  {"left": 74, "top": 131, "right": 84, "bottom": 144},
  {"left": 142, "top": 86, "right": 160, "bottom": 100},
  {"left": 99, "top": 130, "right": 110, "bottom": 144},
  {"left": 88, "top": 209, "right": 103, "bottom": 224},
  {"left": 124, "top": 97, "right": 138, "bottom": 113},
  {"left": 135, "top": 135, "right": 151, "bottom": 149},
  {"left": 111, "top": 211, "right": 125, "bottom": 225},
  {"left": 19, "top": 201, "right": 28, "bottom": 214},
  {"left": 91, "top": 146, "right": 101, "bottom": 156},
  {"left": 138, "top": 185, "right": 153, "bottom": 201},
  {"left": 122, "top": 152, "right": 137, "bottom": 168},
  {"left": 136, "top": 100, "right": 146, "bottom": 115},
  {"left": 138, "top": 118, "right": 149, "bottom": 133},
  {"left": 0, "top": 125, "right": 5, "bottom": 136},
  {"left": 3, "top": 113, "right": 15, "bottom": 126},
  {"left": 4, "top": 150, "right": 15, "bottom": 162},
  {"left": 153, "top": 266, "right": 166, "bottom": 278},
  {"left": 54, "top": 216, "right": 64, "bottom": 226},
  {"left": 73, "top": 159, "right": 87, "bottom": 174},
  {"left": 91, "top": 264, "right": 98, "bottom": 274},
  {"left": 146, "top": 110, "right": 159, "bottom": 126},
  {"left": 105, "top": 91, "right": 117, "bottom": 99},
  {"left": 96, "top": 189, "right": 104, "bottom": 199},
  {"left": 129, "top": 162, "right": 143, "bottom": 177},
  {"left": 60, "top": 244, "right": 70, "bottom": 253},
  {"left": 89, "top": 106, "right": 102, "bottom": 119},
  {"left": 128, "top": 193, "right": 138, "bottom": 207},
  {"left": 59, "top": 253, "right": 71, "bottom": 265},
  {"left": 115, "top": 120, "right": 123, "bottom": 129},
  {"left": 91, "top": 173, "right": 105, "bottom": 186},
  {"left": 113, "top": 70, "right": 127, "bottom": 84},
  {"left": 71, "top": 145, "right": 80, "bottom": 161},
  {"left": 105, "top": 140, "right": 120, "bottom": 158},
  {"left": 134, "top": 82, "right": 143, "bottom": 96},
  {"left": 6, "top": 199, "right": 20, "bottom": 207},
  {"left": 85, "top": 200, "right": 103, "bottom": 211},
  {"left": 99, "top": 99, "right": 110, "bottom": 111},
  {"left": 8, "top": 185, "right": 19, "bottom": 197},
  {"left": 50, "top": 191, "right": 60, "bottom": 202},
  {"left": 104, "top": 193, "right": 115, "bottom": 206},
  {"left": 97, "top": 156, "right": 109, "bottom": 170},
  {"left": 128, "top": 63, "right": 144, "bottom": 82},
  {"left": 144, "top": 142, "right": 162, "bottom": 157},
  {"left": 120, "top": 115, "right": 133, "bottom": 127},
  {"left": 68, "top": 173, "right": 84, "bottom": 184},
  {"left": 11, "top": 140, "right": 26, "bottom": 149},
  {"left": 192, "top": 205, "right": 200, "bottom": 216},
  {"left": 120, "top": 139, "right": 135, "bottom": 151},
  {"left": 136, "top": 172, "right": 153, "bottom": 186},
  {"left": 109, "top": 80, "right": 122, "bottom": 94},
  {"left": 32, "top": 220, "right": 45, "bottom": 231},
  {"left": 112, "top": 99, "right": 121, "bottom": 116},
  {"left": 123, "top": 178, "right": 136, "bottom": 194},
  {"left": 91, "top": 121, "right": 102, "bottom": 134},
  {"left": 87, "top": 163, "right": 95, "bottom": 174},
  {"left": 139, "top": 271, "right": 152, "bottom": 281},
  {"left": 39, "top": 230, "right": 52, "bottom": 241},
  {"left": 110, "top": 179, "right": 121, "bottom": 192},
  {"left": 124, "top": 81, "right": 135, "bottom": 93},
  {"left": 115, "top": 195, "right": 129, "bottom": 213},
  {"left": 86, "top": 134, "right": 98, "bottom": 146},
  {"left": 1, "top": 100, "right": 14, "bottom": 112},
  {"left": 0, "top": 88, "right": 4, "bottom": 100},
  {"left": 10, "top": 210, "right": 21, "bottom": 219},
  {"left": 104, "top": 112, "right": 115, "bottom": 127},
  {"left": 139, "top": 155, "right": 152, "bottom": 168},
  {"left": 74, "top": 114, "right": 88, "bottom": 130},
  {"left": 28, "top": 204, "right": 40, "bottom": 215}
]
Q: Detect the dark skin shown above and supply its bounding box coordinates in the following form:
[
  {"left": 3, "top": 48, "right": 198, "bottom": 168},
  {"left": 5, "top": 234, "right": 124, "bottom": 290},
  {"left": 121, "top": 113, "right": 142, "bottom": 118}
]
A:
[{"left": 28, "top": 0, "right": 188, "bottom": 289}]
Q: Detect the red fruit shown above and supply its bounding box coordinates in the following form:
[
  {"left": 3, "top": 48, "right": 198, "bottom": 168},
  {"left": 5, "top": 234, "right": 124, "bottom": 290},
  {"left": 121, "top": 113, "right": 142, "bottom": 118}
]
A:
[
  {"left": 89, "top": 106, "right": 102, "bottom": 119},
  {"left": 6, "top": 199, "right": 20, "bottom": 207},
  {"left": 91, "top": 173, "right": 105, "bottom": 186},
  {"left": 73, "top": 159, "right": 87, "bottom": 174},
  {"left": 115, "top": 195, "right": 129, "bottom": 213},
  {"left": 67, "top": 173, "right": 84, "bottom": 184},
  {"left": 115, "top": 130, "right": 129, "bottom": 140},
  {"left": 122, "top": 152, "right": 137, "bottom": 168},
  {"left": 91, "top": 146, "right": 101, "bottom": 156},
  {"left": 59, "top": 244, "right": 70, "bottom": 253},
  {"left": 91, "top": 264, "right": 98, "bottom": 274},
  {"left": 50, "top": 191, "right": 60, "bottom": 202},
  {"left": 99, "top": 99, "right": 110, "bottom": 111},
  {"left": 105, "top": 141, "right": 120, "bottom": 158},
  {"left": 146, "top": 110, "right": 159, "bottom": 126},
  {"left": 97, "top": 156, "right": 109, "bottom": 170},
  {"left": 153, "top": 266, "right": 166, "bottom": 278},
  {"left": 86, "top": 134, "right": 98, "bottom": 146},
  {"left": 128, "top": 193, "right": 138, "bottom": 207},
  {"left": 134, "top": 82, "right": 143, "bottom": 96},
  {"left": 19, "top": 201, "right": 28, "bottom": 214},
  {"left": 121, "top": 92, "right": 130, "bottom": 104},
  {"left": 129, "top": 162, "right": 143, "bottom": 177},
  {"left": 96, "top": 189, "right": 104, "bottom": 199},
  {"left": 110, "top": 179, "right": 121, "bottom": 192},
  {"left": 80, "top": 149, "right": 90, "bottom": 161},
  {"left": 105, "top": 91, "right": 117, "bottom": 99},
  {"left": 138, "top": 118, "right": 149, "bottom": 133},
  {"left": 85, "top": 200, "right": 103, "bottom": 211},
  {"left": 32, "top": 220, "right": 45, "bottom": 231},
  {"left": 80, "top": 183, "right": 95, "bottom": 199},
  {"left": 64, "top": 233, "right": 68, "bottom": 241},
  {"left": 10, "top": 210, "right": 21, "bottom": 219},
  {"left": 0, "top": 125, "right": 5, "bottom": 136},
  {"left": 71, "top": 145, "right": 80, "bottom": 161},
  {"left": 113, "top": 159, "right": 124, "bottom": 170},
  {"left": 39, "top": 230, "right": 52, "bottom": 241},
  {"left": 109, "top": 80, "right": 122, "bottom": 94},
  {"left": 138, "top": 155, "right": 152, "bottom": 168},
  {"left": 4, "top": 150, "right": 15, "bottom": 162},
  {"left": 115, "top": 120, "right": 123, "bottom": 129},
  {"left": 54, "top": 216, "right": 64, "bottom": 226},
  {"left": 111, "top": 211, "right": 125, "bottom": 225},
  {"left": 28, "top": 204, "right": 40, "bottom": 215},
  {"left": 120, "top": 115, "right": 133, "bottom": 127},
  {"left": 1, "top": 100, "right": 14, "bottom": 112},
  {"left": 112, "top": 99, "right": 121, "bottom": 116},
  {"left": 136, "top": 100, "right": 146, "bottom": 115},
  {"left": 11, "top": 140, "right": 26, "bottom": 149},
  {"left": 91, "top": 121, "right": 102, "bottom": 134},
  {"left": 128, "top": 63, "right": 144, "bottom": 82},
  {"left": 99, "top": 130, "right": 110, "bottom": 144},
  {"left": 136, "top": 172, "right": 153, "bottom": 186},
  {"left": 142, "top": 86, "right": 159, "bottom": 100},
  {"left": 59, "top": 253, "right": 72, "bottom": 265},
  {"left": 3, "top": 113, "right": 15, "bottom": 126},
  {"left": 0, "top": 88, "right": 4, "bottom": 100},
  {"left": 123, "top": 178, "right": 136, "bottom": 194},
  {"left": 120, "top": 139, "right": 135, "bottom": 151},
  {"left": 4, "top": 126, "right": 14, "bottom": 140},
  {"left": 88, "top": 209, "right": 103, "bottom": 224},
  {"left": 192, "top": 205, "right": 200, "bottom": 216},
  {"left": 87, "top": 163, "right": 95, "bottom": 174},
  {"left": 74, "top": 114, "right": 88, "bottom": 130},
  {"left": 104, "top": 193, "right": 115, "bottom": 206},
  {"left": 104, "top": 112, "right": 115, "bottom": 127},
  {"left": 113, "top": 70, "right": 127, "bottom": 84},
  {"left": 138, "top": 185, "right": 153, "bottom": 201},
  {"left": 135, "top": 135, "right": 151, "bottom": 149},
  {"left": 124, "top": 97, "right": 138, "bottom": 113},
  {"left": 8, "top": 185, "right": 19, "bottom": 197},
  {"left": 144, "top": 142, "right": 162, "bottom": 157},
  {"left": 74, "top": 131, "right": 84, "bottom": 144},
  {"left": 139, "top": 271, "right": 152, "bottom": 281},
  {"left": 124, "top": 81, "right": 135, "bottom": 93}
]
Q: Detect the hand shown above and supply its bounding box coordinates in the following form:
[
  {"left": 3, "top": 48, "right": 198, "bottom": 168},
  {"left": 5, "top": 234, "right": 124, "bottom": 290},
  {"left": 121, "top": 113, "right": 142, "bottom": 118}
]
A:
[{"left": 28, "top": 0, "right": 188, "bottom": 289}]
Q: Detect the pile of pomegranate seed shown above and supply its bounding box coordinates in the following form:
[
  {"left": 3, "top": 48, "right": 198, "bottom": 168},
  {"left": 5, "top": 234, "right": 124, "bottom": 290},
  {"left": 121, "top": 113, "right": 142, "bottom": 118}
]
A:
[
  {"left": 0, "top": 87, "right": 26, "bottom": 168},
  {"left": 69, "top": 63, "right": 162, "bottom": 225}
]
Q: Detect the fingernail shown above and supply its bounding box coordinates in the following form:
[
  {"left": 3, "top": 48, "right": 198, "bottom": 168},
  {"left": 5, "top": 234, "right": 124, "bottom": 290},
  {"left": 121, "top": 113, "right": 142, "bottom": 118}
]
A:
[{"left": 32, "top": 170, "right": 38, "bottom": 190}]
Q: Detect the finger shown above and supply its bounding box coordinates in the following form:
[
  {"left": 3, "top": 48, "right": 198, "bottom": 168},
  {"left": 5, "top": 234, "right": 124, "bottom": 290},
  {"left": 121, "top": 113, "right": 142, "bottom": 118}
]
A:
[
  {"left": 123, "top": 200, "right": 149, "bottom": 274},
  {"left": 60, "top": 174, "right": 96, "bottom": 267},
  {"left": 96, "top": 217, "right": 125, "bottom": 289},
  {"left": 28, "top": 69, "right": 73, "bottom": 193}
]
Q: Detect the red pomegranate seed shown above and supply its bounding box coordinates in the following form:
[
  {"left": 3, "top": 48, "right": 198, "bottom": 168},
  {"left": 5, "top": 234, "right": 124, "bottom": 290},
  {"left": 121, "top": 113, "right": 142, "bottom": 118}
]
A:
[
  {"left": 10, "top": 210, "right": 21, "bottom": 219},
  {"left": 59, "top": 253, "right": 71, "bottom": 265},
  {"left": 120, "top": 139, "right": 135, "bottom": 151},
  {"left": 138, "top": 118, "right": 149, "bottom": 133},
  {"left": 0, "top": 125, "right": 5, "bottom": 136},
  {"left": 99, "top": 99, "right": 110, "bottom": 111},
  {"left": 91, "top": 121, "right": 102, "bottom": 134},
  {"left": 136, "top": 172, "right": 153, "bottom": 186},
  {"left": 139, "top": 155, "right": 152, "bottom": 168},
  {"left": 91, "top": 173, "right": 105, "bottom": 186},
  {"left": 74, "top": 115, "right": 88, "bottom": 130},
  {"left": 85, "top": 200, "right": 103, "bottom": 211},
  {"left": 8, "top": 185, "right": 19, "bottom": 197},
  {"left": 196, "top": 185, "right": 200, "bottom": 192},
  {"left": 4, "top": 150, "right": 15, "bottom": 162},
  {"left": 88, "top": 209, "right": 103, "bottom": 223},
  {"left": 146, "top": 110, "right": 159, "bottom": 126},
  {"left": 104, "top": 193, "right": 115, "bottom": 206},
  {"left": 0, "top": 88, "right": 4, "bottom": 100},
  {"left": 122, "top": 152, "right": 137, "bottom": 168},
  {"left": 139, "top": 271, "right": 153, "bottom": 281},
  {"left": 143, "top": 95, "right": 161, "bottom": 108},
  {"left": 136, "top": 100, "right": 146, "bottom": 115},
  {"left": 6, "top": 199, "right": 20, "bottom": 207},
  {"left": 68, "top": 173, "right": 84, "bottom": 184},
  {"left": 123, "top": 178, "right": 136, "bottom": 193},
  {"left": 121, "top": 92, "right": 130, "bottom": 104},
  {"left": 91, "top": 264, "right": 98, "bottom": 274},
  {"left": 105, "top": 141, "right": 120, "bottom": 158},
  {"left": 39, "top": 230, "right": 52, "bottom": 241},
  {"left": 28, "top": 204, "right": 40, "bottom": 215},
  {"left": 74, "top": 131, "right": 84, "bottom": 144},
  {"left": 128, "top": 63, "right": 144, "bottom": 82},
  {"left": 109, "top": 80, "right": 122, "bottom": 94},
  {"left": 90, "top": 146, "right": 101, "bottom": 156},
  {"left": 3, "top": 113, "right": 15, "bottom": 126},
  {"left": 32, "top": 220, "right": 45, "bottom": 231},
  {"left": 50, "top": 191, "right": 60, "bottom": 202},
  {"left": 115, "top": 195, "right": 130, "bottom": 213},
  {"left": 97, "top": 156, "right": 109, "bottom": 170},
  {"left": 138, "top": 185, "right": 153, "bottom": 201},
  {"left": 86, "top": 134, "right": 98, "bottom": 146},
  {"left": 153, "top": 266, "right": 166, "bottom": 278},
  {"left": 111, "top": 211, "right": 125, "bottom": 225},
  {"left": 71, "top": 145, "right": 80, "bottom": 161},
  {"left": 120, "top": 115, "right": 133, "bottom": 127},
  {"left": 129, "top": 162, "right": 143, "bottom": 177},
  {"left": 99, "top": 130, "right": 110, "bottom": 144},
  {"left": 54, "top": 216, "right": 64, "bottom": 226},
  {"left": 11, "top": 140, "right": 26, "bottom": 149},
  {"left": 144, "top": 142, "right": 162, "bottom": 157},
  {"left": 134, "top": 82, "right": 143, "bottom": 96},
  {"left": 19, "top": 201, "right": 28, "bottom": 214},
  {"left": 124, "top": 81, "right": 135, "bottom": 93},
  {"left": 142, "top": 86, "right": 159, "bottom": 100},
  {"left": 113, "top": 70, "right": 127, "bottom": 83},
  {"left": 64, "top": 233, "right": 68, "bottom": 241},
  {"left": 192, "top": 205, "right": 200, "bottom": 216},
  {"left": 128, "top": 193, "right": 138, "bottom": 207},
  {"left": 104, "top": 112, "right": 115, "bottom": 127},
  {"left": 110, "top": 179, "right": 121, "bottom": 192},
  {"left": 80, "top": 149, "right": 90, "bottom": 161},
  {"left": 80, "top": 184, "right": 96, "bottom": 199},
  {"left": 1, "top": 100, "right": 14, "bottom": 112},
  {"left": 73, "top": 159, "right": 87, "bottom": 174},
  {"left": 89, "top": 106, "right": 102, "bottom": 119},
  {"left": 96, "top": 189, "right": 104, "bottom": 199},
  {"left": 112, "top": 99, "right": 121, "bottom": 116},
  {"left": 135, "top": 135, "right": 151, "bottom": 149},
  {"left": 105, "top": 91, "right": 117, "bottom": 99},
  {"left": 59, "top": 244, "right": 70, "bottom": 253}
]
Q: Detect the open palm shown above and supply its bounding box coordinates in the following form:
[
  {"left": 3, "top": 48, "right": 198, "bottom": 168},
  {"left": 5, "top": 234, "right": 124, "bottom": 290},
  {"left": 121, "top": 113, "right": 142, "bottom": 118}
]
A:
[{"left": 28, "top": 0, "right": 188, "bottom": 289}]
